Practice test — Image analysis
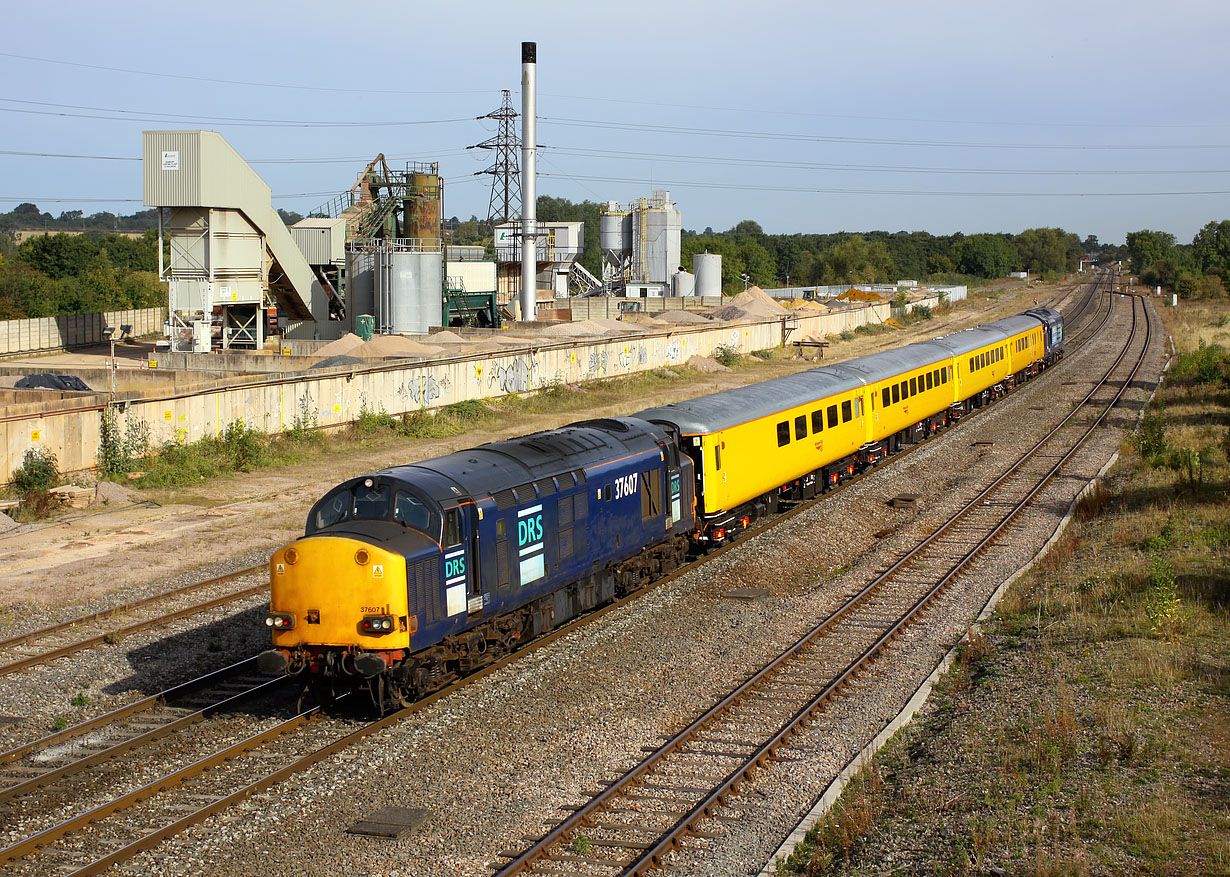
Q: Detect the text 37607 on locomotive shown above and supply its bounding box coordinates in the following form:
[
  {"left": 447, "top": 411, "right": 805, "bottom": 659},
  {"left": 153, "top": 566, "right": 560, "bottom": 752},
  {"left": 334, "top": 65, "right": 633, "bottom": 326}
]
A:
[{"left": 258, "top": 307, "right": 1062, "bottom": 708}]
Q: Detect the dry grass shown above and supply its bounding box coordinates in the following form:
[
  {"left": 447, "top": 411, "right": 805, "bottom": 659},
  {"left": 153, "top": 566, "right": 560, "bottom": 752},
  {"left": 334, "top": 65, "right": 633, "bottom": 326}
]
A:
[{"left": 777, "top": 298, "right": 1230, "bottom": 876}]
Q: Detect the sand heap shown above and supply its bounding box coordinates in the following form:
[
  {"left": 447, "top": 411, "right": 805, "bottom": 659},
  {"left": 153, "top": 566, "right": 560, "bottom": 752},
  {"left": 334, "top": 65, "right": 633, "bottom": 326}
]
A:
[
  {"left": 725, "top": 286, "right": 791, "bottom": 317},
  {"left": 354, "top": 334, "right": 445, "bottom": 359},
  {"left": 539, "top": 319, "right": 638, "bottom": 337},
  {"left": 685, "top": 354, "right": 730, "bottom": 373},
  {"left": 655, "top": 309, "right": 713, "bottom": 325},
  {"left": 426, "top": 330, "right": 475, "bottom": 344},
  {"left": 312, "top": 332, "right": 366, "bottom": 358},
  {"left": 781, "top": 298, "right": 828, "bottom": 312},
  {"left": 623, "top": 312, "right": 670, "bottom": 327}
]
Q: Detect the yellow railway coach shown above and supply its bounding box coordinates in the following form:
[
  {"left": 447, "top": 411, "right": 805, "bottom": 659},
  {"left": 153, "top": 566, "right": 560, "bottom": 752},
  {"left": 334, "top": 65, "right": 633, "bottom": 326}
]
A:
[{"left": 636, "top": 308, "right": 1061, "bottom": 545}]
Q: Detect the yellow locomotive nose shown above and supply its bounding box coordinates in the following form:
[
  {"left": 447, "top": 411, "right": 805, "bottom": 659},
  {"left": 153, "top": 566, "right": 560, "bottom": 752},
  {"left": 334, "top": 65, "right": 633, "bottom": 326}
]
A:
[{"left": 268, "top": 537, "right": 411, "bottom": 649}]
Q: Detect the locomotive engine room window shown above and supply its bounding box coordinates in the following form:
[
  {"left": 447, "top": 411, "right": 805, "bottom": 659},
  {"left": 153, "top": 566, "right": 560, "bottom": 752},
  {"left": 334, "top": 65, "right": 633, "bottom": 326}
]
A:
[
  {"left": 444, "top": 509, "right": 462, "bottom": 547},
  {"left": 892, "top": 383, "right": 900, "bottom": 404},
  {"left": 641, "top": 469, "right": 662, "bottom": 520},
  {"left": 827, "top": 404, "right": 839, "bottom": 428},
  {"left": 794, "top": 415, "right": 807, "bottom": 440},
  {"left": 882, "top": 388, "right": 890, "bottom": 407},
  {"left": 777, "top": 421, "right": 790, "bottom": 447},
  {"left": 841, "top": 400, "right": 852, "bottom": 422},
  {"left": 812, "top": 410, "right": 824, "bottom": 433}
]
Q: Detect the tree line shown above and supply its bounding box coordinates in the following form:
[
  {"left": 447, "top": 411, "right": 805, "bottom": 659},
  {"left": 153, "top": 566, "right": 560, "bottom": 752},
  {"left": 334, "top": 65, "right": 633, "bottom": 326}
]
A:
[{"left": 1125, "top": 223, "right": 1229, "bottom": 299}]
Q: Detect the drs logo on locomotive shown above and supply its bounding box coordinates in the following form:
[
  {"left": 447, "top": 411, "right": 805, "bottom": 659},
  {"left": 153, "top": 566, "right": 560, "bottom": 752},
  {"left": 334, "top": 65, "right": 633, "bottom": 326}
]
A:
[
  {"left": 445, "top": 556, "right": 466, "bottom": 579},
  {"left": 518, "top": 514, "right": 543, "bottom": 547}
]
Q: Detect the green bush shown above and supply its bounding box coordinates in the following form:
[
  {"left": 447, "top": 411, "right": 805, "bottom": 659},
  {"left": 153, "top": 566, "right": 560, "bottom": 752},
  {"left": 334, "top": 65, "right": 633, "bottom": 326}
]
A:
[
  {"left": 712, "top": 344, "right": 741, "bottom": 367},
  {"left": 913, "top": 303, "right": 933, "bottom": 320},
  {"left": 1170, "top": 340, "right": 1227, "bottom": 385},
  {"left": 12, "top": 446, "right": 59, "bottom": 497},
  {"left": 1134, "top": 407, "right": 1169, "bottom": 463},
  {"left": 98, "top": 408, "right": 150, "bottom": 475}
]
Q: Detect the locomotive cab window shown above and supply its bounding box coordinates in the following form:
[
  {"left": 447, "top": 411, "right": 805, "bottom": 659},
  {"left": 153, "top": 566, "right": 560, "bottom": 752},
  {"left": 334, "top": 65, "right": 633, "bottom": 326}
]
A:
[
  {"left": 777, "top": 421, "right": 790, "bottom": 447},
  {"left": 394, "top": 491, "right": 432, "bottom": 531},
  {"left": 794, "top": 415, "right": 807, "bottom": 440},
  {"left": 827, "top": 404, "right": 839, "bottom": 428}
]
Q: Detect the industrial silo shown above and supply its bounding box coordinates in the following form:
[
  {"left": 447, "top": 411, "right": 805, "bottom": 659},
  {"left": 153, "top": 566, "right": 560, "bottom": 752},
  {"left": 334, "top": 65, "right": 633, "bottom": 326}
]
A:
[
  {"left": 375, "top": 244, "right": 442, "bottom": 335},
  {"left": 694, "top": 252, "right": 722, "bottom": 297},
  {"left": 672, "top": 269, "right": 695, "bottom": 297},
  {"left": 635, "top": 191, "right": 681, "bottom": 284}
]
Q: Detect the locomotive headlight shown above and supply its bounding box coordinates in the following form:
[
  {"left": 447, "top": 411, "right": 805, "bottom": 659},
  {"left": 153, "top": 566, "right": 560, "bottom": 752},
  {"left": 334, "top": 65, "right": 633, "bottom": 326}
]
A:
[
  {"left": 265, "top": 612, "right": 295, "bottom": 630},
  {"left": 284, "top": 547, "right": 299, "bottom": 565},
  {"left": 360, "top": 615, "right": 395, "bottom": 636},
  {"left": 354, "top": 548, "right": 370, "bottom": 566}
]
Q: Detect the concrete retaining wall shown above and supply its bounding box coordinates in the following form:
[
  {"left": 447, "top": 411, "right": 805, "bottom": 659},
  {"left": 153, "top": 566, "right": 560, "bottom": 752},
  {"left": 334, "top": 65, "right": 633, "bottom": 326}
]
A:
[
  {"left": 0, "top": 308, "right": 166, "bottom": 357},
  {"left": 1, "top": 305, "right": 890, "bottom": 483}
]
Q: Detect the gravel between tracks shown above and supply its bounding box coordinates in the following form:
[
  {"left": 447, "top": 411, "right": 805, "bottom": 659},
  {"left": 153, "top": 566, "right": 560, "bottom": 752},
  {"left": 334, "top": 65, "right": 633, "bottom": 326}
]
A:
[{"left": 1, "top": 284, "right": 1164, "bottom": 877}]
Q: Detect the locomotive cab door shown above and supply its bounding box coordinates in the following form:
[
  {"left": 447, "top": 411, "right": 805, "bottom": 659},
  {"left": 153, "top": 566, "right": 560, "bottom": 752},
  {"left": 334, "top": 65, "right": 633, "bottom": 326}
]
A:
[{"left": 442, "top": 503, "right": 483, "bottom": 618}]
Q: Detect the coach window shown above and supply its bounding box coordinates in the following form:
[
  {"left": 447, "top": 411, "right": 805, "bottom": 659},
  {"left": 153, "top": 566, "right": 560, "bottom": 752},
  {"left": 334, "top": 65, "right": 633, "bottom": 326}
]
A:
[
  {"left": 795, "top": 415, "right": 807, "bottom": 440},
  {"left": 841, "top": 400, "right": 852, "bottom": 423},
  {"left": 777, "top": 421, "right": 791, "bottom": 447},
  {"left": 444, "top": 508, "right": 462, "bottom": 548},
  {"left": 926, "top": 371, "right": 933, "bottom": 390},
  {"left": 882, "top": 387, "right": 890, "bottom": 407},
  {"left": 909, "top": 377, "right": 917, "bottom": 396},
  {"left": 811, "top": 410, "right": 824, "bottom": 433},
  {"left": 943, "top": 367, "right": 949, "bottom": 383},
  {"left": 714, "top": 445, "right": 722, "bottom": 470},
  {"left": 891, "top": 383, "right": 900, "bottom": 404},
  {"left": 827, "top": 404, "right": 839, "bottom": 428}
]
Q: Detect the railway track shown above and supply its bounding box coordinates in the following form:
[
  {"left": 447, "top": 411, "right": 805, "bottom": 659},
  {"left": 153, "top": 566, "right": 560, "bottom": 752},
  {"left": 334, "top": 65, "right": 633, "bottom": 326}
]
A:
[
  {"left": 0, "top": 277, "right": 1120, "bottom": 874},
  {"left": 490, "top": 291, "right": 1151, "bottom": 876},
  {"left": 0, "top": 564, "right": 264, "bottom": 678},
  {"left": 0, "top": 275, "right": 1108, "bottom": 686}
]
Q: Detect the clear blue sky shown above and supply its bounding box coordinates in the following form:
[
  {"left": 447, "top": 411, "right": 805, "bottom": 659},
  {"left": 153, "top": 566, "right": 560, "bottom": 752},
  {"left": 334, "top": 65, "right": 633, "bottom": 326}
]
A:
[{"left": 3, "top": 0, "right": 1228, "bottom": 245}]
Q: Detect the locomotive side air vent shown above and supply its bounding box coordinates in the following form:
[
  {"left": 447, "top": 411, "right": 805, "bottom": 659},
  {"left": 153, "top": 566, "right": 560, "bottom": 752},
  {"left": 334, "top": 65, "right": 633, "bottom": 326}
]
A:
[{"left": 493, "top": 488, "right": 517, "bottom": 511}]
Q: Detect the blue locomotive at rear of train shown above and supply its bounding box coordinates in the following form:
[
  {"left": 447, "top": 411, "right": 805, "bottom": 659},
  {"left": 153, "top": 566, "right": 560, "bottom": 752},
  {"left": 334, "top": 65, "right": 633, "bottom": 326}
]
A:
[{"left": 259, "top": 416, "right": 694, "bottom": 708}]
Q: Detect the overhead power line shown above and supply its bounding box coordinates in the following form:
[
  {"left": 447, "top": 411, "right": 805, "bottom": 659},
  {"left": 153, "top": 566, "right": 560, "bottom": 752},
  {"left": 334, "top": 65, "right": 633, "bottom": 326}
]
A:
[
  {"left": 539, "top": 172, "right": 1230, "bottom": 198},
  {"left": 543, "top": 145, "right": 1230, "bottom": 176},
  {"left": 0, "top": 51, "right": 493, "bottom": 96},
  {"left": 0, "top": 97, "right": 474, "bottom": 128},
  {"left": 541, "top": 116, "right": 1230, "bottom": 151}
]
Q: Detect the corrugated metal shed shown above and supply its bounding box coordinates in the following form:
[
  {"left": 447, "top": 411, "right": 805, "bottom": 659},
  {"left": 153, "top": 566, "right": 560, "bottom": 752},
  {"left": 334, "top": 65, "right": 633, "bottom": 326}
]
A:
[{"left": 291, "top": 217, "right": 346, "bottom": 266}]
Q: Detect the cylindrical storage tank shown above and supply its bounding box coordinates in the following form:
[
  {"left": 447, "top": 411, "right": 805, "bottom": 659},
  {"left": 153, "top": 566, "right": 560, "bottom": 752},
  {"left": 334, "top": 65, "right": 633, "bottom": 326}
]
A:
[
  {"left": 406, "top": 172, "right": 442, "bottom": 246},
  {"left": 672, "top": 270, "right": 695, "bottom": 297},
  {"left": 600, "top": 210, "right": 631, "bottom": 263},
  {"left": 376, "top": 249, "right": 443, "bottom": 335},
  {"left": 694, "top": 253, "right": 722, "bottom": 297}
]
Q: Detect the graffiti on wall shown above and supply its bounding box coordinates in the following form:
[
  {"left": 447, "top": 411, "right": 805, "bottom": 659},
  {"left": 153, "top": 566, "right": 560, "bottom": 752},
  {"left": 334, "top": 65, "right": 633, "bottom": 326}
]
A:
[
  {"left": 489, "top": 355, "right": 541, "bottom": 393},
  {"left": 587, "top": 349, "right": 608, "bottom": 377}
]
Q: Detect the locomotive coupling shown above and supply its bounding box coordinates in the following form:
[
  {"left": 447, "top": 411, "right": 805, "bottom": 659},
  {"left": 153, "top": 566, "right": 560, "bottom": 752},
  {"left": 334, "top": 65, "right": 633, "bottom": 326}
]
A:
[{"left": 257, "top": 649, "right": 290, "bottom": 674}]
